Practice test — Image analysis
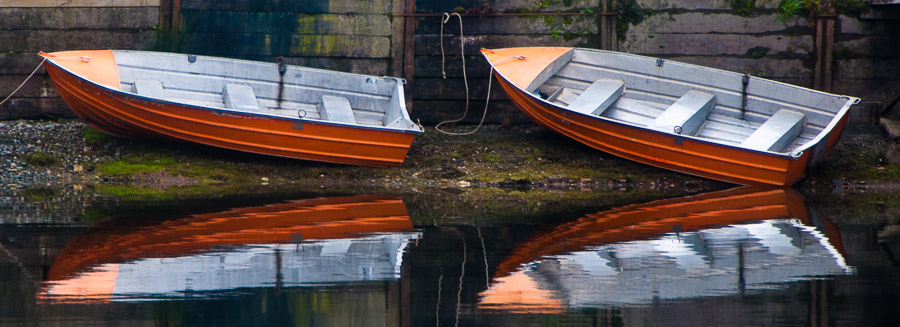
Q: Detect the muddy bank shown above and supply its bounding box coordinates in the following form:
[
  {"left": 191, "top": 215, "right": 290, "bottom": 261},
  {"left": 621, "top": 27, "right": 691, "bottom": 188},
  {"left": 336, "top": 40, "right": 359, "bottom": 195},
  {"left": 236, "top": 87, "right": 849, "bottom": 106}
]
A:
[{"left": 0, "top": 118, "right": 898, "bottom": 198}]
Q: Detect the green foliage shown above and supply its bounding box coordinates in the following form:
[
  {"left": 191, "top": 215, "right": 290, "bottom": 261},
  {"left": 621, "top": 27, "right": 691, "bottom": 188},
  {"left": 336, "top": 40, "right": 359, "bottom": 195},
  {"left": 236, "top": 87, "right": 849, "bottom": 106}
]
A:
[
  {"left": 776, "top": 0, "right": 868, "bottom": 21},
  {"left": 22, "top": 152, "right": 60, "bottom": 167},
  {"left": 776, "top": 0, "right": 803, "bottom": 22},
  {"left": 616, "top": 0, "right": 648, "bottom": 41},
  {"left": 731, "top": 0, "right": 758, "bottom": 17},
  {"left": 745, "top": 46, "right": 770, "bottom": 59}
]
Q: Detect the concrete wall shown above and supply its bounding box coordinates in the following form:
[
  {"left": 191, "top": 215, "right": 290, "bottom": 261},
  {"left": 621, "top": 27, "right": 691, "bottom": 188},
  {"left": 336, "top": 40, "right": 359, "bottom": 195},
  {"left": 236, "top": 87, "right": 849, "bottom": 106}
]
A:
[
  {"left": 0, "top": 1, "right": 158, "bottom": 119},
  {"left": 1, "top": 0, "right": 899, "bottom": 122}
]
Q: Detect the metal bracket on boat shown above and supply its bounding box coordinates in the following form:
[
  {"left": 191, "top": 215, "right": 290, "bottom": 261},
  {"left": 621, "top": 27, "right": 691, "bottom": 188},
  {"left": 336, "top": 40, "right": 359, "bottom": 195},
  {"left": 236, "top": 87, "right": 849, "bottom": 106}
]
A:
[
  {"left": 382, "top": 77, "right": 407, "bottom": 85},
  {"left": 656, "top": 59, "right": 664, "bottom": 67},
  {"left": 277, "top": 56, "right": 287, "bottom": 76},
  {"left": 187, "top": 55, "right": 197, "bottom": 63},
  {"left": 791, "top": 150, "right": 803, "bottom": 159},
  {"left": 741, "top": 73, "right": 750, "bottom": 118},
  {"left": 293, "top": 121, "right": 304, "bottom": 130},
  {"left": 366, "top": 77, "right": 378, "bottom": 84},
  {"left": 80, "top": 56, "right": 91, "bottom": 63}
]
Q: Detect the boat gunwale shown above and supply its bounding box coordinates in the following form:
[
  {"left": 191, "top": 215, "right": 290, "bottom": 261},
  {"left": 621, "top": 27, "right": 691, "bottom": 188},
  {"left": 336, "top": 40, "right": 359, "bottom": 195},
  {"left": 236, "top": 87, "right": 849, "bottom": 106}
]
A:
[
  {"left": 485, "top": 47, "right": 858, "bottom": 158},
  {"left": 41, "top": 51, "right": 424, "bottom": 136}
]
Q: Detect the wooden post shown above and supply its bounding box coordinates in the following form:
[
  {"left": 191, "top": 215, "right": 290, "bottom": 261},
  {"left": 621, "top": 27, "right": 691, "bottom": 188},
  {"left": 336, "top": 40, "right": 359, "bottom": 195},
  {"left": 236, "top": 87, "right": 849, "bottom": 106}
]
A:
[
  {"left": 600, "top": 0, "right": 618, "bottom": 51},
  {"left": 402, "top": 0, "right": 416, "bottom": 83},
  {"left": 390, "top": 0, "right": 406, "bottom": 78},
  {"left": 389, "top": 0, "right": 415, "bottom": 112},
  {"left": 814, "top": 16, "right": 835, "bottom": 93},
  {"left": 159, "top": 0, "right": 181, "bottom": 52}
]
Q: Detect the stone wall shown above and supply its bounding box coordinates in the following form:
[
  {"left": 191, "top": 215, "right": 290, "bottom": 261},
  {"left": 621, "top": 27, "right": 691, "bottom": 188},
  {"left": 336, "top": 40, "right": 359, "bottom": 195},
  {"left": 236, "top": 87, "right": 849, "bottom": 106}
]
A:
[
  {"left": 0, "top": 0, "right": 158, "bottom": 119},
  {"left": 1, "top": 0, "right": 899, "bottom": 122}
]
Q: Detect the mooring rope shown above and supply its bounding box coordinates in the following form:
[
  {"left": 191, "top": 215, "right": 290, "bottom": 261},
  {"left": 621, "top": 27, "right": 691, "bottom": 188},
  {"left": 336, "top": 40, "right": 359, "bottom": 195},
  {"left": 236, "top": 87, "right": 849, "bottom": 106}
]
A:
[
  {"left": 435, "top": 13, "right": 493, "bottom": 136},
  {"left": 0, "top": 58, "right": 46, "bottom": 108}
]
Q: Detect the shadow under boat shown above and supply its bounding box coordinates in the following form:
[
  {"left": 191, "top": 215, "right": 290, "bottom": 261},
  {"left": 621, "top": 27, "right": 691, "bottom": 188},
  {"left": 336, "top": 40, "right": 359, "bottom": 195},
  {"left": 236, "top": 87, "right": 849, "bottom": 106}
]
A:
[
  {"left": 38, "top": 195, "right": 420, "bottom": 303},
  {"left": 478, "top": 187, "right": 853, "bottom": 313}
]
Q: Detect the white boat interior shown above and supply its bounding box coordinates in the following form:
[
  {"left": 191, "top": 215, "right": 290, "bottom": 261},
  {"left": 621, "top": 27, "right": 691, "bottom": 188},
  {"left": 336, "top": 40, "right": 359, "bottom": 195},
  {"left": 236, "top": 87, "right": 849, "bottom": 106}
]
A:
[
  {"left": 487, "top": 219, "right": 851, "bottom": 307},
  {"left": 42, "top": 233, "right": 419, "bottom": 301},
  {"left": 531, "top": 48, "right": 857, "bottom": 154},
  {"left": 112, "top": 51, "right": 421, "bottom": 132}
]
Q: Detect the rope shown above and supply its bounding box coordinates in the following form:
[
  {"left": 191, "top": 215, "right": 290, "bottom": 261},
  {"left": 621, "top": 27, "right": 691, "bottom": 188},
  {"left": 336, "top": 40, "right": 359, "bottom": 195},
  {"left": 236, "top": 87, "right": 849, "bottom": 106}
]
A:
[
  {"left": 434, "top": 13, "right": 493, "bottom": 136},
  {"left": 0, "top": 58, "right": 46, "bottom": 108}
]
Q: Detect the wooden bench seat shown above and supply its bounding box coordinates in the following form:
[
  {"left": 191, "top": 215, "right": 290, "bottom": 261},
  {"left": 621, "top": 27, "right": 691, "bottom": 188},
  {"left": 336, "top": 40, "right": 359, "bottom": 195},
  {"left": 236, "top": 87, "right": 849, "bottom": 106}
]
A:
[
  {"left": 317, "top": 95, "right": 357, "bottom": 124},
  {"left": 740, "top": 109, "right": 806, "bottom": 152},
  {"left": 223, "top": 84, "right": 260, "bottom": 111},
  {"left": 133, "top": 79, "right": 166, "bottom": 99},
  {"left": 650, "top": 90, "right": 716, "bottom": 135},
  {"left": 566, "top": 79, "right": 625, "bottom": 116}
]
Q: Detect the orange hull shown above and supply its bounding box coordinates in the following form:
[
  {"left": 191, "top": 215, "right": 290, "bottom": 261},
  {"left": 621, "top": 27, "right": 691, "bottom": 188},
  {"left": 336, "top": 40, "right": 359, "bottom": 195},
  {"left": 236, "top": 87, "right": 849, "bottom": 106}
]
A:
[
  {"left": 41, "top": 50, "right": 421, "bottom": 167},
  {"left": 491, "top": 186, "right": 844, "bottom": 278},
  {"left": 483, "top": 48, "right": 853, "bottom": 186},
  {"left": 45, "top": 195, "right": 414, "bottom": 282},
  {"left": 480, "top": 186, "right": 849, "bottom": 311}
]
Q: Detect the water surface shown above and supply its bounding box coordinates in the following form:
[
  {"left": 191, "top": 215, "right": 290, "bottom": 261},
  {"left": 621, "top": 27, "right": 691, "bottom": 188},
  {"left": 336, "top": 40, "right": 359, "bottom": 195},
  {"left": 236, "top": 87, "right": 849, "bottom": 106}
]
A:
[{"left": 1, "top": 187, "right": 898, "bottom": 326}]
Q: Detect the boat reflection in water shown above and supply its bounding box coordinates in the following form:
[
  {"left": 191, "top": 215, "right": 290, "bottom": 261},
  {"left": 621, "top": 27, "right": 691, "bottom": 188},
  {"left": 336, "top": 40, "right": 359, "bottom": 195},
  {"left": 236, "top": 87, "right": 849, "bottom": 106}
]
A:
[
  {"left": 39, "top": 195, "right": 420, "bottom": 303},
  {"left": 479, "top": 187, "right": 853, "bottom": 313}
]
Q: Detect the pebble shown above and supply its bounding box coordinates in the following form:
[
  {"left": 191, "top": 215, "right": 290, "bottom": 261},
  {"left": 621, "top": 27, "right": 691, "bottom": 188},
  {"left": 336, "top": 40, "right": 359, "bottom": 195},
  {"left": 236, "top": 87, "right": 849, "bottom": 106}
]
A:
[{"left": 0, "top": 119, "right": 123, "bottom": 191}]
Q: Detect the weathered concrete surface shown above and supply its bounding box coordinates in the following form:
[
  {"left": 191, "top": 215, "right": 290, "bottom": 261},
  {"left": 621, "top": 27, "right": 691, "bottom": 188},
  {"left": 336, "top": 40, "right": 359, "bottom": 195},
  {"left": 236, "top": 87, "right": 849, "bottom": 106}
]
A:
[
  {"left": 630, "top": 12, "right": 811, "bottom": 34},
  {"left": 2, "top": 0, "right": 900, "bottom": 127},
  {"left": 635, "top": 0, "right": 781, "bottom": 10},
  {"left": 0, "top": 7, "right": 158, "bottom": 29},
  {"left": 181, "top": 12, "right": 392, "bottom": 36},
  {"left": 180, "top": 0, "right": 392, "bottom": 14},
  {"left": 622, "top": 34, "right": 813, "bottom": 56}
]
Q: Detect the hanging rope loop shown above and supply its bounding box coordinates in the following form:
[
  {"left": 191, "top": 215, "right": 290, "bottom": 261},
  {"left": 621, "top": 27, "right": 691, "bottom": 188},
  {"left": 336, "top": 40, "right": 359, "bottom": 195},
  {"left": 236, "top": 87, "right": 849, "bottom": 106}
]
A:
[{"left": 434, "top": 12, "right": 493, "bottom": 136}]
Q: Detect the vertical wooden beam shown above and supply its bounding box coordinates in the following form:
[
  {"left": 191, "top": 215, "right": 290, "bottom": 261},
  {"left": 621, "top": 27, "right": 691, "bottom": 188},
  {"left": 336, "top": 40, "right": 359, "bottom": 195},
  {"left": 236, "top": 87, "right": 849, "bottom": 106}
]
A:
[
  {"left": 599, "top": 0, "right": 619, "bottom": 51},
  {"left": 401, "top": 0, "right": 416, "bottom": 112},
  {"left": 609, "top": 0, "right": 618, "bottom": 51},
  {"left": 600, "top": 0, "right": 608, "bottom": 49},
  {"left": 402, "top": 0, "right": 416, "bottom": 83},
  {"left": 159, "top": 0, "right": 181, "bottom": 52},
  {"left": 814, "top": 16, "right": 835, "bottom": 93},
  {"left": 390, "top": 0, "right": 406, "bottom": 78}
]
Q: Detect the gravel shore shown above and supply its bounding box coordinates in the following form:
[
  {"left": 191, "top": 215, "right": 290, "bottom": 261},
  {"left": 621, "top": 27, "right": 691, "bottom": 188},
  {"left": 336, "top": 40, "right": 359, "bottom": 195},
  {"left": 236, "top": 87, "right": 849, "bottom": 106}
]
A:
[
  {"left": 1, "top": 117, "right": 896, "bottom": 195},
  {"left": 1, "top": 119, "right": 96, "bottom": 190}
]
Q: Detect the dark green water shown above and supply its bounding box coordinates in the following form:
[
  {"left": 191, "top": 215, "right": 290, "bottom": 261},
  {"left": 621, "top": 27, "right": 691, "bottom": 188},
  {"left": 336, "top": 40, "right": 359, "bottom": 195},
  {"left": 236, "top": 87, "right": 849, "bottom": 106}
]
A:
[{"left": 1, "top": 187, "right": 898, "bottom": 326}]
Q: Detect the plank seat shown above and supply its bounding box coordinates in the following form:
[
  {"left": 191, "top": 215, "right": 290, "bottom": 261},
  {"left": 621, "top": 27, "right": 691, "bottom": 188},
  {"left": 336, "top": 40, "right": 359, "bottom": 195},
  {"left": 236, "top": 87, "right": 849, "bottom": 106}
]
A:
[
  {"left": 223, "top": 84, "right": 259, "bottom": 111},
  {"left": 650, "top": 90, "right": 716, "bottom": 135},
  {"left": 566, "top": 79, "right": 625, "bottom": 116},
  {"left": 317, "top": 95, "right": 357, "bottom": 124},
  {"left": 133, "top": 79, "right": 166, "bottom": 99},
  {"left": 740, "top": 109, "right": 806, "bottom": 152}
]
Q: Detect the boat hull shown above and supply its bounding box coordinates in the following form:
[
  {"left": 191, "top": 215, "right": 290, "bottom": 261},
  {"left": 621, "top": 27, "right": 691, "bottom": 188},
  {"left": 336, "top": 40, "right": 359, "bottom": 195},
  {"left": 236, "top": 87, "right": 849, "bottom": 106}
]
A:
[
  {"left": 485, "top": 48, "right": 851, "bottom": 186},
  {"left": 42, "top": 51, "right": 419, "bottom": 167}
]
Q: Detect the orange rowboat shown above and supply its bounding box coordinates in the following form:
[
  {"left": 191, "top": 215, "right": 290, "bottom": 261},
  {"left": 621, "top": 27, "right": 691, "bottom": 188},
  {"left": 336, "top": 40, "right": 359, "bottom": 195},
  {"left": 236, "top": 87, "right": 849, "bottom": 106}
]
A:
[
  {"left": 41, "top": 50, "right": 423, "bottom": 167},
  {"left": 482, "top": 47, "right": 860, "bottom": 186},
  {"left": 479, "top": 187, "right": 851, "bottom": 310},
  {"left": 39, "top": 195, "right": 419, "bottom": 303}
]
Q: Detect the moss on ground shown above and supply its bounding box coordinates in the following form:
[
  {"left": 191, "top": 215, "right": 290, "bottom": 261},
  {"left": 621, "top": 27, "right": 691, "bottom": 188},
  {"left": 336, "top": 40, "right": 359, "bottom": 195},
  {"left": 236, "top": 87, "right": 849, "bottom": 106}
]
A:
[
  {"left": 71, "top": 120, "right": 900, "bottom": 209},
  {"left": 81, "top": 127, "right": 113, "bottom": 145},
  {"left": 22, "top": 152, "right": 60, "bottom": 167}
]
